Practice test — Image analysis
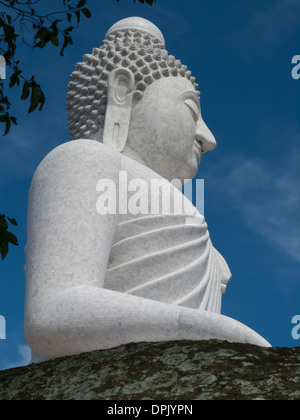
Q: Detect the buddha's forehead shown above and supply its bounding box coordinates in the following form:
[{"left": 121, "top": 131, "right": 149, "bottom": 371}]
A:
[{"left": 143, "top": 76, "right": 199, "bottom": 98}]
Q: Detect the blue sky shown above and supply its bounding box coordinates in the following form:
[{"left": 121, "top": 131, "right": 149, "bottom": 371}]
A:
[{"left": 0, "top": 0, "right": 299, "bottom": 370}]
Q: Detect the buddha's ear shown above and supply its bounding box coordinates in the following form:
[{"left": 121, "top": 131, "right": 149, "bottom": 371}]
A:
[{"left": 103, "top": 67, "right": 135, "bottom": 152}]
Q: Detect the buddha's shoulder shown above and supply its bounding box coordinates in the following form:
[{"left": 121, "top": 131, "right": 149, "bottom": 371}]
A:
[
  {"left": 44, "top": 140, "right": 121, "bottom": 163},
  {"left": 34, "top": 139, "right": 157, "bottom": 182},
  {"left": 35, "top": 140, "right": 122, "bottom": 176}
]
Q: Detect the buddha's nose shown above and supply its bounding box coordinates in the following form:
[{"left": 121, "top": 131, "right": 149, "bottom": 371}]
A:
[{"left": 196, "top": 118, "right": 217, "bottom": 153}]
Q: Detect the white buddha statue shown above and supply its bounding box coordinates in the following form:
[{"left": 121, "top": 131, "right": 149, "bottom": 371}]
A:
[{"left": 24, "top": 17, "right": 270, "bottom": 363}]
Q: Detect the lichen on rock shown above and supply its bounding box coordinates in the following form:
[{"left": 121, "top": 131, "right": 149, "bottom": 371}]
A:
[{"left": 0, "top": 340, "right": 299, "bottom": 400}]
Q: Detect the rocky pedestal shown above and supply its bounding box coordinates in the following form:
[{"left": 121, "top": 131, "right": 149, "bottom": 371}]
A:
[{"left": 0, "top": 340, "right": 299, "bottom": 400}]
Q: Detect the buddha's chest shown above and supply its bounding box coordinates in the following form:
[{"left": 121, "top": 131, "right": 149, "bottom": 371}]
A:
[{"left": 103, "top": 212, "right": 213, "bottom": 308}]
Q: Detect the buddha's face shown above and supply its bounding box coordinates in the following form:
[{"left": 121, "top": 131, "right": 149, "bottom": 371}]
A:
[{"left": 123, "top": 77, "right": 217, "bottom": 182}]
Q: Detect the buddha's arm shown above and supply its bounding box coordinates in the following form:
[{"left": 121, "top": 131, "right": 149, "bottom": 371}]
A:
[{"left": 24, "top": 140, "right": 270, "bottom": 358}]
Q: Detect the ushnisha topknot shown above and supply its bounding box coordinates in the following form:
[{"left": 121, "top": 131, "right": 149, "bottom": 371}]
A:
[
  {"left": 67, "top": 18, "right": 199, "bottom": 140},
  {"left": 105, "top": 17, "right": 166, "bottom": 47}
]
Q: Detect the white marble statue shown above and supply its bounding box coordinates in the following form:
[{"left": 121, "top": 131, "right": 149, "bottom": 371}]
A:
[{"left": 25, "top": 17, "right": 270, "bottom": 363}]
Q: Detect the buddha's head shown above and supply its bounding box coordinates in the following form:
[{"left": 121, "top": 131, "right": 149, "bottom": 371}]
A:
[{"left": 67, "top": 17, "right": 216, "bottom": 182}]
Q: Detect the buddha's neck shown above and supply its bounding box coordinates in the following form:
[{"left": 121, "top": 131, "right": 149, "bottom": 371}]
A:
[{"left": 121, "top": 148, "right": 148, "bottom": 169}]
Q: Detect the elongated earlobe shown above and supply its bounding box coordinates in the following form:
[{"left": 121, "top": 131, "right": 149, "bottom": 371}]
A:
[{"left": 103, "top": 67, "right": 135, "bottom": 152}]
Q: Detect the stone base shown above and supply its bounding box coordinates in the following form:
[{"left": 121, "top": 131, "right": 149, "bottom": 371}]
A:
[{"left": 0, "top": 340, "right": 299, "bottom": 400}]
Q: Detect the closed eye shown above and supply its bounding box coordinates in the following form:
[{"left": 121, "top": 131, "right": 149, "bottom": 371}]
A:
[{"left": 184, "top": 99, "right": 199, "bottom": 122}]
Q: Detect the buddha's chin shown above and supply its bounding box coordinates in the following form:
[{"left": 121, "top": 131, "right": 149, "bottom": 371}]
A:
[
  {"left": 190, "top": 153, "right": 201, "bottom": 176},
  {"left": 152, "top": 155, "right": 199, "bottom": 183},
  {"left": 176, "top": 162, "right": 199, "bottom": 184}
]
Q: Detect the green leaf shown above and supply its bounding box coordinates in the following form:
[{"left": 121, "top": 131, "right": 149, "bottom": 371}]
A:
[
  {"left": 60, "top": 35, "right": 73, "bottom": 56},
  {"left": 4, "top": 117, "right": 11, "bottom": 136},
  {"left": 34, "top": 27, "right": 47, "bottom": 42},
  {"left": 0, "top": 215, "right": 8, "bottom": 230},
  {"left": 7, "top": 217, "right": 18, "bottom": 226},
  {"left": 0, "top": 96, "right": 11, "bottom": 107},
  {"left": 63, "top": 26, "right": 74, "bottom": 35},
  {"left": 28, "top": 87, "right": 40, "bottom": 113},
  {"left": 81, "top": 8, "right": 91, "bottom": 18},
  {"left": 0, "top": 215, "right": 19, "bottom": 260},
  {"left": 38, "top": 90, "right": 46, "bottom": 111},
  {"left": 51, "top": 36, "right": 59, "bottom": 47},
  {"left": 10, "top": 116, "right": 17, "bottom": 125},
  {"left": 0, "top": 239, "right": 9, "bottom": 261},
  {"left": 75, "top": 10, "right": 80, "bottom": 25},
  {"left": 21, "top": 81, "right": 30, "bottom": 100},
  {"left": 0, "top": 229, "right": 19, "bottom": 246},
  {"left": 77, "top": 0, "right": 87, "bottom": 8},
  {"left": 9, "top": 69, "right": 22, "bottom": 88}
]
